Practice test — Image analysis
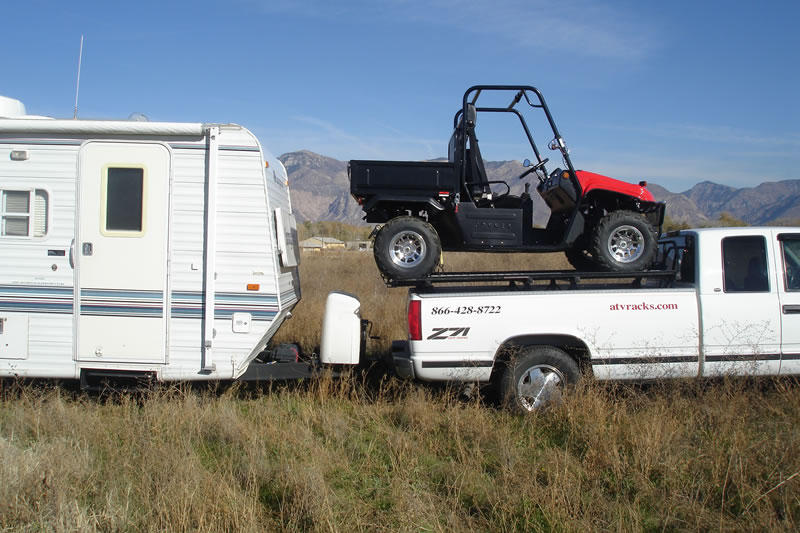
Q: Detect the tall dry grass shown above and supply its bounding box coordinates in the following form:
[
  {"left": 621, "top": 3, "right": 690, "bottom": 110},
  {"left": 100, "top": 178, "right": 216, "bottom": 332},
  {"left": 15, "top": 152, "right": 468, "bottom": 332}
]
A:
[
  {"left": 1, "top": 376, "right": 799, "bottom": 531},
  {"left": 2, "top": 250, "right": 799, "bottom": 531}
]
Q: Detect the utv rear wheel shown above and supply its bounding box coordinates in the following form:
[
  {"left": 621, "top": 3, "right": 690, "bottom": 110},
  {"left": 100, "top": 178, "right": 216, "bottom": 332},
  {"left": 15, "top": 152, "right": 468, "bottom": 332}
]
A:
[
  {"left": 500, "top": 346, "right": 580, "bottom": 412},
  {"left": 591, "top": 210, "right": 657, "bottom": 272},
  {"left": 374, "top": 216, "right": 441, "bottom": 279}
]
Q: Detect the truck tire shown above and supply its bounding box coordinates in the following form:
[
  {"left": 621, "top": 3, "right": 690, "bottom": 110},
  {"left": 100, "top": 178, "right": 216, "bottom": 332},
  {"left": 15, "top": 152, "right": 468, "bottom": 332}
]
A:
[
  {"left": 590, "top": 210, "right": 657, "bottom": 272},
  {"left": 373, "top": 216, "right": 441, "bottom": 279},
  {"left": 564, "top": 248, "right": 598, "bottom": 271},
  {"left": 500, "top": 346, "right": 580, "bottom": 412}
]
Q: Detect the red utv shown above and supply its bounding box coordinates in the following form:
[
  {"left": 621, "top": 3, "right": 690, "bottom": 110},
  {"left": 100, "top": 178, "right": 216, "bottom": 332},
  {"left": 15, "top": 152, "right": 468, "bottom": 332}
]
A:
[{"left": 349, "top": 85, "right": 665, "bottom": 280}]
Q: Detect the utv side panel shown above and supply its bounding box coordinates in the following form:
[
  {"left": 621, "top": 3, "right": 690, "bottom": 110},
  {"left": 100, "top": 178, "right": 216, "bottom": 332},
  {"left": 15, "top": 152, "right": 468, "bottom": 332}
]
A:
[{"left": 455, "top": 204, "right": 523, "bottom": 247}]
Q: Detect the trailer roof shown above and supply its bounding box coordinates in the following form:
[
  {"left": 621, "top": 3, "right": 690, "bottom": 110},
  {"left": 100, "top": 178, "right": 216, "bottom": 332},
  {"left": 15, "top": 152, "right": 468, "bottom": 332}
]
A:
[{"left": 0, "top": 117, "right": 209, "bottom": 136}]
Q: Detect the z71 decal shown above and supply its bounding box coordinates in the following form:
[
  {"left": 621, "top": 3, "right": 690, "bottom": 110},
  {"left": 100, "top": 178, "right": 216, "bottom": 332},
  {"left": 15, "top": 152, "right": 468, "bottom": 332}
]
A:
[{"left": 427, "top": 327, "right": 471, "bottom": 340}]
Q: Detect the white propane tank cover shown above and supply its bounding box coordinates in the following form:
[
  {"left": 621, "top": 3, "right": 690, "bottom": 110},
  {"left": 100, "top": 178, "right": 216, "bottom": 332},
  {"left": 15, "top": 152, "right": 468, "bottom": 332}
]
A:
[
  {"left": 0, "top": 96, "right": 26, "bottom": 117},
  {"left": 320, "top": 291, "right": 362, "bottom": 365}
]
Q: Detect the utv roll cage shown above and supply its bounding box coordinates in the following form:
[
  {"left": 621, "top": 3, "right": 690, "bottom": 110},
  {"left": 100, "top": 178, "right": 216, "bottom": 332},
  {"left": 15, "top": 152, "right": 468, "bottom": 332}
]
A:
[{"left": 452, "top": 85, "right": 579, "bottom": 204}]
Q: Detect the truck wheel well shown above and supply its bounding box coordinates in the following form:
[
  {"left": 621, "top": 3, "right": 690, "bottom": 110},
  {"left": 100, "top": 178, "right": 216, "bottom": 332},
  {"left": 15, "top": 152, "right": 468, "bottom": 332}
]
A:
[{"left": 491, "top": 335, "right": 591, "bottom": 382}]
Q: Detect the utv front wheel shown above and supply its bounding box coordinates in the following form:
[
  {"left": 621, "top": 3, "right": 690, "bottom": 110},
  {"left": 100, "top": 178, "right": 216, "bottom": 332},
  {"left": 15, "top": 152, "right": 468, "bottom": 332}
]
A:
[
  {"left": 500, "top": 346, "right": 580, "bottom": 412},
  {"left": 374, "top": 216, "right": 441, "bottom": 279},
  {"left": 591, "top": 210, "right": 657, "bottom": 272}
]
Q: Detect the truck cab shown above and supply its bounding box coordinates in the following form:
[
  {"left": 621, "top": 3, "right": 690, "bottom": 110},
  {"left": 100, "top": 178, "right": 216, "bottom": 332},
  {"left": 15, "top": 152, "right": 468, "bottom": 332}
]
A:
[{"left": 659, "top": 227, "right": 800, "bottom": 378}]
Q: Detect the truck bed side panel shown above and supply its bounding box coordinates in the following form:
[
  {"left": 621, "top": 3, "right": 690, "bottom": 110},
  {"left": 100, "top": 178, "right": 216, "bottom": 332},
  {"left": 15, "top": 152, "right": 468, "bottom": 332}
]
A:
[{"left": 410, "top": 288, "right": 700, "bottom": 382}]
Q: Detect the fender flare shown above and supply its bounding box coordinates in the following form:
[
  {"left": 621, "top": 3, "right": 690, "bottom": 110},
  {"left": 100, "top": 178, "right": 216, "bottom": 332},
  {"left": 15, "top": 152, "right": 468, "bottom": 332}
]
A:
[{"left": 363, "top": 194, "right": 446, "bottom": 215}]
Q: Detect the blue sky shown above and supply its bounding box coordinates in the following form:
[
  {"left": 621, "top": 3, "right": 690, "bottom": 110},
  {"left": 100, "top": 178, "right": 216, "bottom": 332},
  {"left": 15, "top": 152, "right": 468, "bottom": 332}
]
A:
[{"left": 3, "top": 0, "right": 798, "bottom": 192}]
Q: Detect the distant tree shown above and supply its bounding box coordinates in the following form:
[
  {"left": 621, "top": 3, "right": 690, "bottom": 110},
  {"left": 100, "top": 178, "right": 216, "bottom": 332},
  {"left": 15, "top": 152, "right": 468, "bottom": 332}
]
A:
[
  {"left": 770, "top": 218, "right": 800, "bottom": 227},
  {"left": 662, "top": 216, "right": 691, "bottom": 232},
  {"left": 714, "top": 212, "right": 748, "bottom": 227},
  {"left": 299, "top": 220, "right": 372, "bottom": 241},
  {"left": 299, "top": 220, "right": 313, "bottom": 241}
]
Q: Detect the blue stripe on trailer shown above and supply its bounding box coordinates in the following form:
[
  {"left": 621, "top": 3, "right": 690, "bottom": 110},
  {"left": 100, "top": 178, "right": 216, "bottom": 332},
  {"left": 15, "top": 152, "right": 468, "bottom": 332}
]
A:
[{"left": 0, "top": 285, "right": 280, "bottom": 319}]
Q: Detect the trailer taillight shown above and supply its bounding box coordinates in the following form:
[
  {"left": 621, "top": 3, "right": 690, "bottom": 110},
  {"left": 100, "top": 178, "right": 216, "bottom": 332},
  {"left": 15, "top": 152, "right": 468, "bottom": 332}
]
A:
[{"left": 408, "top": 300, "right": 422, "bottom": 340}]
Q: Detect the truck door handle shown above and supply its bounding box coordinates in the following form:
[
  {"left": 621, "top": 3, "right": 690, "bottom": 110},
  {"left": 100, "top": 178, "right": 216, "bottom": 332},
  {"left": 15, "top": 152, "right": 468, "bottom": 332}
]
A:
[
  {"left": 69, "top": 239, "right": 75, "bottom": 269},
  {"left": 783, "top": 305, "right": 800, "bottom": 314}
]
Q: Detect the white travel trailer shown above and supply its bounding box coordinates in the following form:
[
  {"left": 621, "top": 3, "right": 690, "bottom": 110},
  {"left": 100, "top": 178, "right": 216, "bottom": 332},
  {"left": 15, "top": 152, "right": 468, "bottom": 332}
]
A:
[{"left": 0, "top": 96, "right": 301, "bottom": 386}]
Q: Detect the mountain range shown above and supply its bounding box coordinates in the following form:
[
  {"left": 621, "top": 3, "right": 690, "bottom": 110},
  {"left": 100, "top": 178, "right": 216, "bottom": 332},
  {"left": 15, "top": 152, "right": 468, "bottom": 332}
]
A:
[{"left": 279, "top": 150, "right": 800, "bottom": 227}]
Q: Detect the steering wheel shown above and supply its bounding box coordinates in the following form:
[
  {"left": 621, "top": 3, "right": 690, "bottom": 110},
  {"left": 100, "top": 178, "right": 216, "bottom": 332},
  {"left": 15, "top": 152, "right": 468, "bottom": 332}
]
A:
[{"left": 518, "top": 158, "right": 549, "bottom": 180}]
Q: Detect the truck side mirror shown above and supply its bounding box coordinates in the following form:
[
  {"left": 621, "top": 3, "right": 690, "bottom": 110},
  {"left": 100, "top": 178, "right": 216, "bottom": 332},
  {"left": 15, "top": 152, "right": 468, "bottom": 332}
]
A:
[{"left": 523, "top": 159, "right": 532, "bottom": 167}]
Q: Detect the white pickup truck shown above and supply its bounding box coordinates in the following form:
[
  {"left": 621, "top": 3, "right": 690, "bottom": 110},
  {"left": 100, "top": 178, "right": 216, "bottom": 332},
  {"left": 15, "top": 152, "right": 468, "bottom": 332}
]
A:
[{"left": 321, "top": 227, "right": 800, "bottom": 411}]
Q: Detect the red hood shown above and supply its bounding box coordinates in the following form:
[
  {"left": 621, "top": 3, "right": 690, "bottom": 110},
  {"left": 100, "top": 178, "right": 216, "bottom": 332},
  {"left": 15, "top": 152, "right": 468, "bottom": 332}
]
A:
[{"left": 575, "top": 170, "right": 655, "bottom": 202}]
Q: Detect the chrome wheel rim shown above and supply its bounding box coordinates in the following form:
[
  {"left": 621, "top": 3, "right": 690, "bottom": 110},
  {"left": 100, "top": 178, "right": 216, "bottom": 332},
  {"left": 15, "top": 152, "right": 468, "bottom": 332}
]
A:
[
  {"left": 607, "top": 225, "right": 645, "bottom": 264},
  {"left": 389, "top": 230, "right": 426, "bottom": 268},
  {"left": 516, "top": 364, "right": 565, "bottom": 411}
]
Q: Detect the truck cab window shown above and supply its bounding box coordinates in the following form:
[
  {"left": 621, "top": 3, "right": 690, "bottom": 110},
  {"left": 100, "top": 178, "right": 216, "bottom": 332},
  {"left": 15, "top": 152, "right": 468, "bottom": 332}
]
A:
[
  {"left": 722, "top": 236, "right": 769, "bottom": 292},
  {"left": 779, "top": 235, "right": 800, "bottom": 290}
]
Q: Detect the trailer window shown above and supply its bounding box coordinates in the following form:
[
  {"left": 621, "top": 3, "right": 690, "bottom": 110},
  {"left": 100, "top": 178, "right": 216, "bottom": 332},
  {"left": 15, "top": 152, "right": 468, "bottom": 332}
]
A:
[
  {"left": 722, "top": 236, "right": 769, "bottom": 292},
  {"left": 0, "top": 189, "right": 49, "bottom": 238},
  {"left": 779, "top": 235, "right": 800, "bottom": 291},
  {"left": 103, "top": 167, "right": 144, "bottom": 234}
]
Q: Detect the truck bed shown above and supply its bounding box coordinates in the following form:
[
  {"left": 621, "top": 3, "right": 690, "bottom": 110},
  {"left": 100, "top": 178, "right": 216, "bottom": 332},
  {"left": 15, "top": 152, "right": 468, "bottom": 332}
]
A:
[{"left": 349, "top": 159, "right": 459, "bottom": 197}]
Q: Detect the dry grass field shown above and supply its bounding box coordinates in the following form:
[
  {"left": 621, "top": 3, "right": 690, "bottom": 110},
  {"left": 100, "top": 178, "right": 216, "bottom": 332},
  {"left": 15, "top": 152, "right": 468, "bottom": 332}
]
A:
[{"left": 2, "top": 250, "right": 800, "bottom": 531}]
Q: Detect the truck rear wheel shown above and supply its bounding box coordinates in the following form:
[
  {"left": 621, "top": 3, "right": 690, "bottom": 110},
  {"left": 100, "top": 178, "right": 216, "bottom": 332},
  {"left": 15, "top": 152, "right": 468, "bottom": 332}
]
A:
[
  {"left": 590, "top": 210, "right": 657, "bottom": 272},
  {"left": 500, "top": 346, "right": 580, "bottom": 412},
  {"left": 373, "top": 216, "right": 441, "bottom": 279}
]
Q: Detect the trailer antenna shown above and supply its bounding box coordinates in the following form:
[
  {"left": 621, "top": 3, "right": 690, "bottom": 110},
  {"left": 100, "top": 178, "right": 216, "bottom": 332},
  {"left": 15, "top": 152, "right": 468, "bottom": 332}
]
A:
[{"left": 73, "top": 35, "right": 84, "bottom": 119}]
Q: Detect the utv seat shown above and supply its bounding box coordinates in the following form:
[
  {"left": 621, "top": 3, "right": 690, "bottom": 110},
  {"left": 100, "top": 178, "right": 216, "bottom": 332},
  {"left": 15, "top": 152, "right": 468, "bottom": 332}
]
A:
[{"left": 463, "top": 104, "right": 518, "bottom": 208}]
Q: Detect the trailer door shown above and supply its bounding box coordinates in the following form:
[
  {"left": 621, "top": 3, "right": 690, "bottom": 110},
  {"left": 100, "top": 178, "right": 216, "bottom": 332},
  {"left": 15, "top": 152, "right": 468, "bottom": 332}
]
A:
[{"left": 76, "top": 142, "right": 170, "bottom": 364}]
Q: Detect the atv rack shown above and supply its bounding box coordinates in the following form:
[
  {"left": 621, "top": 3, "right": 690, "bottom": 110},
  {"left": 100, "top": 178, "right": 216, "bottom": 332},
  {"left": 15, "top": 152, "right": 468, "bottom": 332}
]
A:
[{"left": 383, "top": 269, "right": 677, "bottom": 290}]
